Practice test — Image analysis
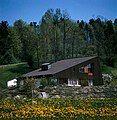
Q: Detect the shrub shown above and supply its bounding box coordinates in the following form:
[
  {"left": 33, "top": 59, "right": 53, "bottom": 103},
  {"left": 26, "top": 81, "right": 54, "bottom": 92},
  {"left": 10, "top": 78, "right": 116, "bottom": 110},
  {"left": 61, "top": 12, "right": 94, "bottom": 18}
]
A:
[{"left": 40, "top": 77, "right": 49, "bottom": 88}]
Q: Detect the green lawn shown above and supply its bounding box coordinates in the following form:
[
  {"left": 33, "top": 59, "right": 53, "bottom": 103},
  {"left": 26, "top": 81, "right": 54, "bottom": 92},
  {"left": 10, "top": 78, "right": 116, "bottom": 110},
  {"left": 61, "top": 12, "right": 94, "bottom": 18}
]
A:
[
  {"left": 101, "top": 65, "right": 117, "bottom": 76},
  {"left": 0, "top": 63, "right": 32, "bottom": 89}
]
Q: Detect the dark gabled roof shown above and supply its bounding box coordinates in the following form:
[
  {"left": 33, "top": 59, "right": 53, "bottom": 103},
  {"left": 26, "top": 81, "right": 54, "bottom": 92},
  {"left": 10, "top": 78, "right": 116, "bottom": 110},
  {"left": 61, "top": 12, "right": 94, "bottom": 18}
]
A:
[{"left": 23, "top": 56, "right": 96, "bottom": 77}]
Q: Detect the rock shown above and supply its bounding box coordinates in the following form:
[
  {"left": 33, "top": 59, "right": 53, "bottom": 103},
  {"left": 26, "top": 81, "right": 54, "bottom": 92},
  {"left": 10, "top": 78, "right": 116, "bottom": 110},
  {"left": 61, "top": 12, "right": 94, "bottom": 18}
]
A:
[
  {"left": 43, "top": 85, "right": 117, "bottom": 98},
  {"left": 55, "top": 95, "right": 61, "bottom": 98},
  {"left": 83, "top": 89, "right": 89, "bottom": 94},
  {"left": 39, "top": 92, "right": 48, "bottom": 98},
  {"left": 14, "top": 95, "right": 21, "bottom": 99},
  {"left": 51, "top": 90, "right": 56, "bottom": 94}
]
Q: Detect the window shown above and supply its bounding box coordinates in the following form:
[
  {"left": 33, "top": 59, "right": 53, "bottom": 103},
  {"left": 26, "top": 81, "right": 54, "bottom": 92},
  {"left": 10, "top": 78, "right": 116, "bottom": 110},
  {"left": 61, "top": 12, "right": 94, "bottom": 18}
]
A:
[
  {"left": 79, "top": 64, "right": 93, "bottom": 74},
  {"left": 68, "top": 79, "right": 81, "bottom": 86},
  {"left": 87, "top": 64, "right": 91, "bottom": 68}
]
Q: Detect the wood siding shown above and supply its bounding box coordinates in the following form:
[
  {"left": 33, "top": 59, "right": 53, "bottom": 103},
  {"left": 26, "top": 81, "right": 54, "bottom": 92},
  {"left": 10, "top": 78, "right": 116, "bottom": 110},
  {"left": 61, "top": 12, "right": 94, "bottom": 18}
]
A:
[{"left": 55, "top": 57, "right": 103, "bottom": 86}]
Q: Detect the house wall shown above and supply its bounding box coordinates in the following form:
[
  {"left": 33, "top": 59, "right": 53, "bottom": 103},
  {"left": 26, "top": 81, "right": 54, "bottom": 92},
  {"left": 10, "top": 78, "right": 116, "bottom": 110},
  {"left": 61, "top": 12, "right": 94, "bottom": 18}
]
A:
[
  {"left": 93, "top": 58, "right": 103, "bottom": 85},
  {"left": 55, "top": 57, "right": 103, "bottom": 86}
]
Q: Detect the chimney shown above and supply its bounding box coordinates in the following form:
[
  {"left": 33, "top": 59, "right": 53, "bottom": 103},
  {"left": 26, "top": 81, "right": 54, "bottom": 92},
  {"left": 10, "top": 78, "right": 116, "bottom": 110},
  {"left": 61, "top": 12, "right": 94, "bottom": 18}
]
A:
[{"left": 41, "top": 63, "right": 51, "bottom": 71}]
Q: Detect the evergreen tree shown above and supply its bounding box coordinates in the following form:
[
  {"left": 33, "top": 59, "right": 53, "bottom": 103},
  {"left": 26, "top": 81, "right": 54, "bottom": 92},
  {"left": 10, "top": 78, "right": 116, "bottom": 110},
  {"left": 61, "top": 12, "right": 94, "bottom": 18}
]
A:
[{"left": 0, "top": 21, "right": 16, "bottom": 64}]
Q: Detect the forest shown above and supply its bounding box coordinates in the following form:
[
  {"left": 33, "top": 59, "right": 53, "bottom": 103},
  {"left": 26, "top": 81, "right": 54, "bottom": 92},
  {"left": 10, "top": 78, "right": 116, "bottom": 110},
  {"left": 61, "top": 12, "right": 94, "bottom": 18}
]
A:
[{"left": 0, "top": 9, "right": 117, "bottom": 69}]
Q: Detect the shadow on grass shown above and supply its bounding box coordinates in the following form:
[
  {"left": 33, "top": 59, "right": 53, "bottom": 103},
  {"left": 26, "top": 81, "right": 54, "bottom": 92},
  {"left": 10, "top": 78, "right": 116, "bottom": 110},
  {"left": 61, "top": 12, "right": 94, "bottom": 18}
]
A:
[{"left": 6, "top": 64, "right": 33, "bottom": 75}]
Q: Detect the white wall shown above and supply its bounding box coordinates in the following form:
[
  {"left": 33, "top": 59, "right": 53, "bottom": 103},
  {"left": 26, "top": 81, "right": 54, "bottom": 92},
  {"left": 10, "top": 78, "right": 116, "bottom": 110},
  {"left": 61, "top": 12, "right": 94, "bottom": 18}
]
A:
[{"left": 7, "top": 79, "right": 17, "bottom": 88}]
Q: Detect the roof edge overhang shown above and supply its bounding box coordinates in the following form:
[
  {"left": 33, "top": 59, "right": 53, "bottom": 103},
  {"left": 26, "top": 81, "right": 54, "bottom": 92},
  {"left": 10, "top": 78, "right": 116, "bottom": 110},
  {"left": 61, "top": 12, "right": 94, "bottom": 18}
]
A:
[{"left": 21, "top": 56, "right": 98, "bottom": 78}]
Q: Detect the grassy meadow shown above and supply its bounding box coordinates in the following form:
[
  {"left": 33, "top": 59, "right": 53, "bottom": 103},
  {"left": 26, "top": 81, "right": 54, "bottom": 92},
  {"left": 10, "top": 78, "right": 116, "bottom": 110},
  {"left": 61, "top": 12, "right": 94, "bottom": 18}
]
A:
[{"left": 0, "top": 63, "right": 32, "bottom": 89}]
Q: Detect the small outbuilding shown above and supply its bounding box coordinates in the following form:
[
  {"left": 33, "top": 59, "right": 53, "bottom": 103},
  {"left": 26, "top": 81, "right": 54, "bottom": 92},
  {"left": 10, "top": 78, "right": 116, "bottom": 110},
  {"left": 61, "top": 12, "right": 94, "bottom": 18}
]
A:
[{"left": 7, "top": 79, "right": 17, "bottom": 88}]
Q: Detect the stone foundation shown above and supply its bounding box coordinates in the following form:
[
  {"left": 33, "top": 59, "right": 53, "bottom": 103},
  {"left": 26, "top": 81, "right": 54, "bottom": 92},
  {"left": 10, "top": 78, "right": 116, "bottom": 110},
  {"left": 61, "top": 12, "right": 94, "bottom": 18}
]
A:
[{"left": 44, "top": 85, "right": 117, "bottom": 98}]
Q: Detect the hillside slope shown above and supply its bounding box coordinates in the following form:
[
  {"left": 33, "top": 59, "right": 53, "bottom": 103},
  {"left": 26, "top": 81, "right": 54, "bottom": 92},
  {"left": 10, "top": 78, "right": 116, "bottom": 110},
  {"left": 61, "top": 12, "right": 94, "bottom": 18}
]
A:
[{"left": 0, "top": 63, "right": 32, "bottom": 89}]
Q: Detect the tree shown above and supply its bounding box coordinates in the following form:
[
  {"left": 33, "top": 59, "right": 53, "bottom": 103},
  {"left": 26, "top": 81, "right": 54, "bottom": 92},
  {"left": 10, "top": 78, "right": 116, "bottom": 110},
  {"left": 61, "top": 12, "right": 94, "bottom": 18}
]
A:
[
  {"left": 104, "top": 20, "right": 115, "bottom": 66},
  {"left": 13, "top": 19, "right": 27, "bottom": 61},
  {"left": 89, "top": 18, "right": 105, "bottom": 61},
  {"left": 10, "top": 27, "right": 22, "bottom": 59},
  {"left": 0, "top": 21, "right": 16, "bottom": 64},
  {"left": 0, "top": 21, "right": 10, "bottom": 56},
  {"left": 20, "top": 78, "right": 35, "bottom": 97},
  {"left": 14, "top": 20, "right": 38, "bottom": 68},
  {"left": 1, "top": 9, "right": 116, "bottom": 68}
]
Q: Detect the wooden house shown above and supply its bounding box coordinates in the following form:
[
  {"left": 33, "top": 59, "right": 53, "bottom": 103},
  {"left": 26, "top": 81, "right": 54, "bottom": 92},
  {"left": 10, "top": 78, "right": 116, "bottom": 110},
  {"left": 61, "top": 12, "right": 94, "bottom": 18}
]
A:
[{"left": 22, "top": 56, "right": 103, "bottom": 87}]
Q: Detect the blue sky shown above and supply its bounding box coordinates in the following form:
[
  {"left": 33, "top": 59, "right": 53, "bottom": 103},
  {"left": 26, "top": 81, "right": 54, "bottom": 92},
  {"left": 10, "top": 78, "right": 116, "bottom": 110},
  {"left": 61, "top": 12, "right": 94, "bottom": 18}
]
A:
[{"left": 0, "top": 0, "right": 117, "bottom": 25}]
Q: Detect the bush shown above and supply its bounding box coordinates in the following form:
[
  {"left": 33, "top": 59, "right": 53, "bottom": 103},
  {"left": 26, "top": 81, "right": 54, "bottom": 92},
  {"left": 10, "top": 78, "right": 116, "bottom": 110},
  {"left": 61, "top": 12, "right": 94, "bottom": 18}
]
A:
[
  {"left": 40, "top": 77, "right": 49, "bottom": 88},
  {"left": 102, "top": 73, "right": 113, "bottom": 85}
]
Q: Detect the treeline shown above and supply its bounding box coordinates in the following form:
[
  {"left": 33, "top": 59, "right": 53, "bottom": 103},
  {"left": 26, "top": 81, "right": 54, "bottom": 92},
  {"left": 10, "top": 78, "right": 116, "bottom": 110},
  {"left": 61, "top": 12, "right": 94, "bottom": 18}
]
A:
[{"left": 0, "top": 9, "right": 117, "bottom": 68}]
